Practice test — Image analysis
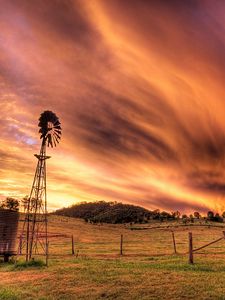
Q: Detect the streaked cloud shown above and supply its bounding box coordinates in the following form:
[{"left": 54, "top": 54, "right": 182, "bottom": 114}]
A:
[{"left": 0, "top": 0, "right": 225, "bottom": 213}]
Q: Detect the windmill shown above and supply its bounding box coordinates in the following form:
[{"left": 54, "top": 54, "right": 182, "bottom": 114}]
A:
[{"left": 20, "top": 111, "right": 62, "bottom": 263}]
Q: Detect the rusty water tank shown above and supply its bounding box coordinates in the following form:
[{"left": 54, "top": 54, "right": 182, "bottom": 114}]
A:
[{"left": 0, "top": 209, "right": 19, "bottom": 261}]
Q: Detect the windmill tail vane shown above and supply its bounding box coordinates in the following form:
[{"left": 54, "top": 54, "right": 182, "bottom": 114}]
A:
[{"left": 18, "top": 110, "right": 62, "bottom": 263}]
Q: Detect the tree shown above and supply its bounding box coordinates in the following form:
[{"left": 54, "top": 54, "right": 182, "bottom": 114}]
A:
[
  {"left": 152, "top": 209, "right": 160, "bottom": 220},
  {"left": 207, "top": 211, "right": 214, "bottom": 221},
  {"left": 182, "top": 214, "right": 188, "bottom": 224},
  {"left": 21, "top": 195, "right": 29, "bottom": 211},
  {"left": 172, "top": 211, "right": 181, "bottom": 220},
  {"left": 214, "top": 213, "right": 223, "bottom": 222},
  {"left": 161, "top": 211, "right": 171, "bottom": 220},
  {"left": 189, "top": 214, "right": 194, "bottom": 223},
  {"left": 222, "top": 211, "right": 225, "bottom": 219},
  {"left": 0, "top": 197, "right": 19, "bottom": 211},
  {"left": 194, "top": 211, "right": 200, "bottom": 219}
]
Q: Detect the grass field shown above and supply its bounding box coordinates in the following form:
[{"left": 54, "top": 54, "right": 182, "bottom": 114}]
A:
[{"left": 1, "top": 216, "right": 225, "bottom": 299}]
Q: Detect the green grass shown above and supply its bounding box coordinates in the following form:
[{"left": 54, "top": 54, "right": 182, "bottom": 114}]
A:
[
  {"left": 13, "top": 259, "right": 45, "bottom": 269},
  {"left": 1, "top": 216, "right": 225, "bottom": 299},
  {"left": 0, "top": 288, "right": 18, "bottom": 300}
]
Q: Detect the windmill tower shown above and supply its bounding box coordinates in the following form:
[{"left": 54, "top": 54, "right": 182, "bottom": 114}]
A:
[{"left": 20, "top": 111, "right": 62, "bottom": 262}]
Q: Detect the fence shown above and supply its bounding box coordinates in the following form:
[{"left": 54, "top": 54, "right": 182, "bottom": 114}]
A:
[
  {"left": 188, "top": 231, "right": 225, "bottom": 264},
  {"left": 8, "top": 217, "right": 225, "bottom": 264}
]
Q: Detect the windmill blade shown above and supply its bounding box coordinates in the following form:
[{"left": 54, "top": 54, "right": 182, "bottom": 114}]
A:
[
  {"left": 54, "top": 135, "right": 59, "bottom": 144},
  {"left": 53, "top": 120, "right": 61, "bottom": 126},
  {"left": 54, "top": 132, "right": 61, "bottom": 140},
  {"left": 49, "top": 137, "right": 53, "bottom": 148},
  {"left": 53, "top": 135, "right": 57, "bottom": 147},
  {"left": 54, "top": 129, "right": 62, "bottom": 135}
]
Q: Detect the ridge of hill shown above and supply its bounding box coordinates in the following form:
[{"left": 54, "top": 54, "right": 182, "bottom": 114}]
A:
[{"left": 53, "top": 201, "right": 153, "bottom": 224}]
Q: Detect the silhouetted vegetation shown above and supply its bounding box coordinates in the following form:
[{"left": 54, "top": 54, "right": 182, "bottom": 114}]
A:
[
  {"left": 54, "top": 201, "right": 225, "bottom": 225},
  {"left": 0, "top": 197, "right": 19, "bottom": 211},
  {"left": 54, "top": 201, "right": 152, "bottom": 224}
]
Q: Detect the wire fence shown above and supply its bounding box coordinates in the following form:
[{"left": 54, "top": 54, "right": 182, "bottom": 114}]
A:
[
  {"left": 15, "top": 228, "right": 225, "bottom": 263},
  {"left": 9, "top": 216, "right": 225, "bottom": 264}
]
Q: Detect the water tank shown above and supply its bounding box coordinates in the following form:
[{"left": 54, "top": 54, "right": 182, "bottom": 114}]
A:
[{"left": 0, "top": 209, "right": 19, "bottom": 261}]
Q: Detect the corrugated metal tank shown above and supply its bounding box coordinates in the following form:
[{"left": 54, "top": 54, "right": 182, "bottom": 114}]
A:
[{"left": 0, "top": 209, "right": 19, "bottom": 258}]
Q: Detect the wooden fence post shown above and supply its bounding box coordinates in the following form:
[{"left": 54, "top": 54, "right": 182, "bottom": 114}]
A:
[
  {"left": 46, "top": 241, "right": 49, "bottom": 267},
  {"left": 171, "top": 231, "right": 177, "bottom": 254},
  {"left": 188, "top": 232, "right": 193, "bottom": 264},
  {"left": 71, "top": 235, "right": 75, "bottom": 255},
  {"left": 120, "top": 234, "right": 123, "bottom": 255},
  {"left": 19, "top": 234, "right": 22, "bottom": 255}
]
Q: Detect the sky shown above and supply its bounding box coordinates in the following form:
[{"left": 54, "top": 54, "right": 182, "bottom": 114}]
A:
[{"left": 1, "top": 0, "right": 225, "bottom": 213}]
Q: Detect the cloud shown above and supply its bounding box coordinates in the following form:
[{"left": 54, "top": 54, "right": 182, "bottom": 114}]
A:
[{"left": 0, "top": 0, "right": 225, "bottom": 213}]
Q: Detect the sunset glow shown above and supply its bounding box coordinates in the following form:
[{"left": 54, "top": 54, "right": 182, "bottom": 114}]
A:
[{"left": 1, "top": 0, "right": 225, "bottom": 213}]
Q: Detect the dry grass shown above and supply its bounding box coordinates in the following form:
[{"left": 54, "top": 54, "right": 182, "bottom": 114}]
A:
[{"left": 1, "top": 216, "right": 225, "bottom": 299}]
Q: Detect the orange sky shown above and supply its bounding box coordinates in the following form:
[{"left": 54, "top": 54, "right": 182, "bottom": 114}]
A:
[{"left": 1, "top": 0, "right": 225, "bottom": 213}]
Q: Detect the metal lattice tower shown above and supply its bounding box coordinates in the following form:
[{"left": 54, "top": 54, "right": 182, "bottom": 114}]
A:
[{"left": 19, "top": 111, "right": 62, "bottom": 263}]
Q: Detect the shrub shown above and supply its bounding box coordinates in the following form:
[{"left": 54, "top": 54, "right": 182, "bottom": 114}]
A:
[{"left": 0, "top": 197, "right": 19, "bottom": 211}]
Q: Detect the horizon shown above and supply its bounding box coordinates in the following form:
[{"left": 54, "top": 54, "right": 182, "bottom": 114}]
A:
[
  {"left": 53, "top": 200, "right": 224, "bottom": 217},
  {"left": 1, "top": 1, "right": 225, "bottom": 214}
]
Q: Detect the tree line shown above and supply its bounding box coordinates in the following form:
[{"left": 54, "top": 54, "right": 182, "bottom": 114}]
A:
[
  {"left": 53, "top": 201, "right": 225, "bottom": 224},
  {"left": 1, "top": 198, "right": 225, "bottom": 225}
]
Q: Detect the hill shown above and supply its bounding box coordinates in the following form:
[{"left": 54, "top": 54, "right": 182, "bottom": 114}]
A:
[
  {"left": 54, "top": 201, "right": 223, "bottom": 224},
  {"left": 53, "top": 201, "right": 153, "bottom": 224}
]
